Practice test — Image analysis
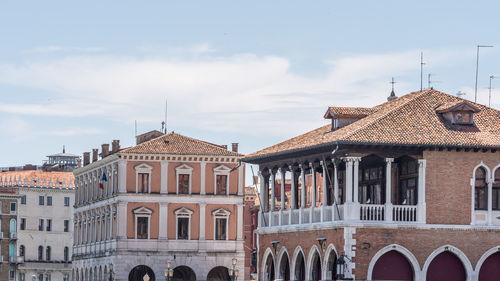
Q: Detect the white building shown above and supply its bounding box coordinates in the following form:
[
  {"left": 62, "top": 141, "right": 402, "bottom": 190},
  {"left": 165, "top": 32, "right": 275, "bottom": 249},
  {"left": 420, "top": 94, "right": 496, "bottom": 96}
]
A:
[{"left": 0, "top": 171, "right": 75, "bottom": 281}]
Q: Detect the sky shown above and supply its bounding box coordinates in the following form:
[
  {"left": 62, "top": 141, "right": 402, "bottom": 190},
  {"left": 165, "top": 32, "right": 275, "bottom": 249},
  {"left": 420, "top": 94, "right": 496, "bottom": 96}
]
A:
[{"left": 1, "top": 1, "right": 499, "bottom": 184}]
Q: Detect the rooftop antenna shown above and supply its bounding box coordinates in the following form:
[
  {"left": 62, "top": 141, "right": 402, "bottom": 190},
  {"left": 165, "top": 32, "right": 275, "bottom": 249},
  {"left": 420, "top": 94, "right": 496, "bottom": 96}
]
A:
[
  {"left": 135, "top": 120, "right": 137, "bottom": 137},
  {"left": 63, "top": 145, "right": 65, "bottom": 153},
  {"left": 474, "top": 45, "right": 494, "bottom": 103},
  {"left": 488, "top": 75, "right": 499, "bottom": 107},
  {"left": 427, "top": 73, "right": 441, "bottom": 89},
  {"left": 165, "top": 99, "right": 167, "bottom": 133},
  {"left": 457, "top": 91, "right": 467, "bottom": 98},
  {"left": 420, "top": 52, "right": 426, "bottom": 91}
]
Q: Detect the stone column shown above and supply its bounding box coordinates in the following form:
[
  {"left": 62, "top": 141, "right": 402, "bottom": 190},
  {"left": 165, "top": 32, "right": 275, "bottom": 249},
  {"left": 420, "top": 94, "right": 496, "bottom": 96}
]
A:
[
  {"left": 237, "top": 204, "right": 243, "bottom": 240},
  {"left": 488, "top": 178, "right": 493, "bottom": 225},
  {"left": 238, "top": 164, "right": 244, "bottom": 196},
  {"left": 310, "top": 163, "right": 316, "bottom": 223},
  {"left": 118, "top": 159, "right": 127, "bottom": 194},
  {"left": 258, "top": 171, "right": 266, "bottom": 227},
  {"left": 159, "top": 202, "right": 168, "bottom": 240},
  {"left": 116, "top": 202, "right": 127, "bottom": 239},
  {"left": 417, "top": 159, "right": 427, "bottom": 223},
  {"left": 385, "top": 158, "right": 394, "bottom": 222},
  {"left": 320, "top": 161, "right": 327, "bottom": 222},
  {"left": 200, "top": 161, "right": 206, "bottom": 195},
  {"left": 344, "top": 158, "right": 353, "bottom": 203},
  {"left": 108, "top": 206, "right": 113, "bottom": 240},
  {"left": 199, "top": 203, "right": 206, "bottom": 240},
  {"left": 353, "top": 158, "right": 360, "bottom": 203},
  {"left": 160, "top": 161, "right": 169, "bottom": 194},
  {"left": 289, "top": 166, "right": 296, "bottom": 209},
  {"left": 279, "top": 168, "right": 286, "bottom": 225},
  {"left": 299, "top": 164, "right": 306, "bottom": 224},
  {"left": 270, "top": 170, "right": 276, "bottom": 212}
]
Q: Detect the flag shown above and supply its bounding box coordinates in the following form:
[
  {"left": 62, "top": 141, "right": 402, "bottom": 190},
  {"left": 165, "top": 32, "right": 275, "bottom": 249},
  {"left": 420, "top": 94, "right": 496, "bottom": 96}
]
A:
[{"left": 99, "top": 172, "right": 107, "bottom": 189}]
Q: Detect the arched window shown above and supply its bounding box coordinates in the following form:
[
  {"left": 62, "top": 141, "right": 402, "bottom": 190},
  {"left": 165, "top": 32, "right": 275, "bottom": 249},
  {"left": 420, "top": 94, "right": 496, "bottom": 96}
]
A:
[
  {"left": 10, "top": 219, "right": 16, "bottom": 233},
  {"left": 475, "top": 167, "right": 487, "bottom": 210},
  {"left": 46, "top": 246, "right": 51, "bottom": 261},
  {"left": 493, "top": 169, "right": 500, "bottom": 211},
  {"left": 64, "top": 247, "right": 69, "bottom": 262},
  {"left": 38, "top": 246, "right": 43, "bottom": 261},
  {"left": 19, "top": 245, "right": 25, "bottom": 257}
]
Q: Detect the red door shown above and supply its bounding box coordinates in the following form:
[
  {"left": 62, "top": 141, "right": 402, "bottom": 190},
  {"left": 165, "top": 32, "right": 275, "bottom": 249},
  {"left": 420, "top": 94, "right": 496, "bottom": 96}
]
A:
[
  {"left": 479, "top": 252, "right": 500, "bottom": 281},
  {"left": 427, "top": 252, "right": 466, "bottom": 281},
  {"left": 372, "top": 250, "right": 414, "bottom": 281}
]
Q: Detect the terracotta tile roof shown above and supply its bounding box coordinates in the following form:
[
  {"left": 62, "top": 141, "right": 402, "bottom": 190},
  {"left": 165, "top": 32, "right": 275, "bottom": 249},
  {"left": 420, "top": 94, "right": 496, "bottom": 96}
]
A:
[
  {"left": 120, "top": 132, "right": 243, "bottom": 157},
  {"left": 244, "top": 89, "right": 500, "bottom": 161},
  {"left": 0, "top": 170, "right": 75, "bottom": 189},
  {"left": 324, "top": 106, "right": 376, "bottom": 118}
]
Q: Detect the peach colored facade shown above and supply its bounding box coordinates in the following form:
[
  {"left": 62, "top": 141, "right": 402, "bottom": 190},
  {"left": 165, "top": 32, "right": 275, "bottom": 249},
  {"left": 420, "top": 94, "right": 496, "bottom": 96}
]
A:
[{"left": 72, "top": 134, "right": 245, "bottom": 281}]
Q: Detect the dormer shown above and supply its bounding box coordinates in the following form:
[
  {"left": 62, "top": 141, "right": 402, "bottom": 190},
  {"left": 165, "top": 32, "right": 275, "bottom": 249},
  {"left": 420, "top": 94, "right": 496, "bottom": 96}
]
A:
[
  {"left": 436, "top": 100, "right": 480, "bottom": 125},
  {"left": 324, "top": 106, "right": 375, "bottom": 131}
]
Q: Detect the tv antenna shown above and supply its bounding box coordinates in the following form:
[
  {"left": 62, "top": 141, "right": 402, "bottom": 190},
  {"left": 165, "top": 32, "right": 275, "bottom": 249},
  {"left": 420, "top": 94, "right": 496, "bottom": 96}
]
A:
[
  {"left": 420, "top": 52, "right": 426, "bottom": 91},
  {"left": 161, "top": 99, "right": 168, "bottom": 134},
  {"left": 474, "top": 45, "right": 494, "bottom": 103},
  {"left": 488, "top": 75, "right": 499, "bottom": 107},
  {"left": 456, "top": 91, "right": 467, "bottom": 98},
  {"left": 427, "top": 73, "right": 441, "bottom": 89}
]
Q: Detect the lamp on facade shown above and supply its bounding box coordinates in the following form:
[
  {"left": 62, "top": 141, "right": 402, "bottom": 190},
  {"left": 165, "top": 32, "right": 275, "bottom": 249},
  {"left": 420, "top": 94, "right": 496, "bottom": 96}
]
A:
[
  {"left": 271, "top": 240, "right": 280, "bottom": 253},
  {"left": 109, "top": 264, "right": 115, "bottom": 281},
  {"left": 228, "top": 257, "right": 239, "bottom": 281},
  {"left": 164, "top": 260, "right": 174, "bottom": 281},
  {"left": 336, "top": 253, "right": 353, "bottom": 280},
  {"left": 317, "top": 237, "right": 327, "bottom": 252}
]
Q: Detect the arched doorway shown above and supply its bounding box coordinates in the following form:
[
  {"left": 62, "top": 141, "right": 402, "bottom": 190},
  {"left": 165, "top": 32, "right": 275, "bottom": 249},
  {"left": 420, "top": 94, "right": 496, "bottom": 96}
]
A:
[
  {"left": 294, "top": 252, "right": 305, "bottom": 281},
  {"left": 263, "top": 253, "right": 275, "bottom": 281},
  {"left": 128, "top": 265, "right": 155, "bottom": 281},
  {"left": 207, "top": 266, "right": 230, "bottom": 281},
  {"left": 173, "top": 266, "right": 196, "bottom": 281},
  {"left": 372, "top": 250, "right": 414, "bottom": 281},
  {"left": 478, "top": 252, "right": 500, "bottom": 281},
  {"left": 279, "top": 252, "right": 290, "bottom": 281},
  {"left": 427, "top": 252, "right": 466, "bottom": 281},
  {"left": 310, "top": 250, "right": 322, "bottom": 281},
  {"left": 324, "top": 247, "right": 337, "bottom": 280}
]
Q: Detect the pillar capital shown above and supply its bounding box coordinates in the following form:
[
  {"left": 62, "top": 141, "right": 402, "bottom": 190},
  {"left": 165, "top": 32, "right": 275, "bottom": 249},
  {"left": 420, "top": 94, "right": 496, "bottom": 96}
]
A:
[
  {"left": 385, "top": 157, "right": 394, "bottom": 163},
  {"left": 418, "top": 158, "right": 426, "bottom": 167}
]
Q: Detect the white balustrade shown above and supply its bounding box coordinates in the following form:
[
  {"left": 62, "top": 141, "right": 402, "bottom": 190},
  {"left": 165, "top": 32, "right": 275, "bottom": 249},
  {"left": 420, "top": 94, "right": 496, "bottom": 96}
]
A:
[
  {"left": 393, "top": 205, "right": 417, "bottom": 222},
  {"left": 360, "top": 204, "right": 385, "bottom": 221}
]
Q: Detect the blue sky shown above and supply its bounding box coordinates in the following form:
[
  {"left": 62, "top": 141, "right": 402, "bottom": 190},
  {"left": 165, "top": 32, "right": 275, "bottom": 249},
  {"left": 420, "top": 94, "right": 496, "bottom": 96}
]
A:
[{"left": 1, "top": 1, "right": 499, "bottom": 182}]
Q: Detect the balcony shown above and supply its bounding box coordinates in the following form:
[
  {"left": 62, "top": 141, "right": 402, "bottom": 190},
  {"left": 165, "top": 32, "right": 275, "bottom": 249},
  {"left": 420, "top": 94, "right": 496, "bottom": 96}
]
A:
[
  {"left": 259, "top": 203, "right": 422, "bottom": 228},
  {"left": 9, "top": 255, "right": 24, "bottom": 263},
  {"left": 9, "top": 232, "right": 17, "bottom": 239}
]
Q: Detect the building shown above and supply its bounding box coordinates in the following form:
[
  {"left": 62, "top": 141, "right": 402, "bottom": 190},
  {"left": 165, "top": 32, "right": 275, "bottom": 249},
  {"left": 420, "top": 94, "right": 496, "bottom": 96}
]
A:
[
  {"left": 72, "top": 132, "right": 246, "bottom": 281},
  {"left": 42, "top": 147, "right": 80, "bottom": 172},
  {"left": 0, "top": 186, "right": 21, "bottom": 281},
  {"left": 243, "top": 185, "right": 260, "bottom": 280},
  {"left": 243, "top": 89, "right": 500, "bottom": 281},
  {"left": 0, "top": 171, "right": 75, "bottom": 281}
]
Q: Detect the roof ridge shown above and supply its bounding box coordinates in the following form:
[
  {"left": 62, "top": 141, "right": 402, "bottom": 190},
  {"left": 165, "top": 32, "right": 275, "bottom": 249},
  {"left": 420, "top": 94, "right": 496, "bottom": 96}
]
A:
[{"left": 341, "top": 89, "right": 432, "bottom": 140}]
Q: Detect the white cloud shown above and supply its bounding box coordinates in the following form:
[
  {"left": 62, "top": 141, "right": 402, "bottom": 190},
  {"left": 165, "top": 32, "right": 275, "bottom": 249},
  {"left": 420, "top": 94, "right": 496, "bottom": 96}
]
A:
[
  {"left": 23, "top": 46, "right": 104, "bottom": 54},
  {"left": 0, "top": 49, "right": 470, "bottom": 136}
]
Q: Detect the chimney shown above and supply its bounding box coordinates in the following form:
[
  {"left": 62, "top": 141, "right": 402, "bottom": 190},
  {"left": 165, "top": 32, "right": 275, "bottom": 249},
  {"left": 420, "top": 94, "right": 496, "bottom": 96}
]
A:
[
  {"left": 92, "top": 149, "right": 98, "bottom": 163},
  {"left": 231, "top": 143, "right": 239, "bottom": 152},
  {"left": 101, "top": 144, "right": 110, "bottom": 159},
  {"left": 77, "top": 158, "right": 82, "bottom": 168},
  {"left": 222, "top": 145, "right": 228, "bottom": 150},
  {"left": 83, "top": 152, "right": 90, "bottom": 166},
  {"left": 112, "top": 140, "right": 120, "bottom": 153}
]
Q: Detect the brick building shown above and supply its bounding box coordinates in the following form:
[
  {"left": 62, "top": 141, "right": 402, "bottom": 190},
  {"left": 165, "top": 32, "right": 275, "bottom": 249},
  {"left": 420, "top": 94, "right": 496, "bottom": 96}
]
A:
[
  {"left": 243, "top": 89, "right": 500, "bottom": 281},
  {"left": 0, "top": 186, "right": 21, "bottom": 281},
  {"left": 72, "top": 132, "right": 246, "bottom": 281}
]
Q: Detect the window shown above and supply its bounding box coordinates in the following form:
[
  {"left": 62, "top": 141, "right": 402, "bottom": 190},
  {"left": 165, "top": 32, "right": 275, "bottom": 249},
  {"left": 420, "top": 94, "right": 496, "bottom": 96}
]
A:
[
  {"left": 175, "top": 207, "right": 193, "bottom": 240},
  {"left": 359, "top": 166, "right": 384, "bottom": 204},
  {"left": 46, "top": 246, "right": 51, "bottom": 261},
  {"left": 46, "top": 219, "right": 52, "bottom": 231},
  {"left": 213, "top": 208, "right": 230, "bottom": 240},
  {"left": 216, "top": 175, "right": 228, "bottom": 195},
  {"left": 398, "top": 159, "right": 418, "bottom": 205},
  {"left": 64, "top": 220, "right": 69, "bottom": 232},
  {"left": 39, "top": 219, "right": 44, "bottom": 231},
  {"left": 493, "top": 169, "right": 500, "bottom": 211},
  {"left": 38, "top": 274, "right": 43, "bottom": 281},
  {"left": 137, "top": 217, "right": 148, "bottom": 239},
  {"left": 20, "top": 218, "right": 26, "bottom": 230},
  {"left": 21, "top": 195, "right": 26, "bottom": 204},
  {"left": 39, "top": 196, "right": 44, "bottom": 205},
  {"left": 133, "top": 207, "right": 152, "bottom": 239},
  {"left": 475, "top": 167, "right": 487, "bottom": 210},
  {"left": 176, "top": 164, "right": 193, "bottom": 194},
  {"left": 64, "top": 197, "right": 70, "bottom": 206},
  {"left": 9, "top": 242, "right": 15, "bottom": 257},
  {"left": 138, "top": 173, "right": 149, "bottom": 193},
  {"left": 10, "top": 269, "right": 15, "bottom": 280},
  {"left": 178, "top": 174, "right": 190, "bottom": 194},
  {"left": 134, "top": 163, "right": 152, "bottom": 193},
  {"left": 47, "top": 196, "right": 52, "bottom": 206},
  {"left": 45, "top": 274, "right": 51, "bottom": 281},
  {"left": 64, "top": 247, "right": 69, "bottom": 262},
  {"left": 10, "top": 219, "right": 16, "bottom": 234},
  {"left": 19, "top": 245, "right": 25, "bottom": 257},
  {"left": 63, "top": 275, "right": 69, "bottom": 281},
  {"left": 10, "top": 202, "right": 16, "bottom": 213},
  {"left": 38, "top": 246, "right": 43, "bottom": 261},
  {"left": 19, "top": 273, "right": 25, "bottom": 281}
]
